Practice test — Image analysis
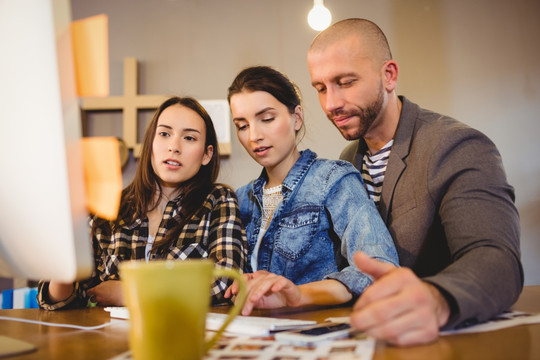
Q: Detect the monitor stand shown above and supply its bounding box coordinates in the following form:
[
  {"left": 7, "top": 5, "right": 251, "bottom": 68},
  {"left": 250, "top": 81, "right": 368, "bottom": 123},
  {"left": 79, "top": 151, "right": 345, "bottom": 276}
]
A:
[{"left": 0, "top": 335, "right": 37, "bottom": 358}]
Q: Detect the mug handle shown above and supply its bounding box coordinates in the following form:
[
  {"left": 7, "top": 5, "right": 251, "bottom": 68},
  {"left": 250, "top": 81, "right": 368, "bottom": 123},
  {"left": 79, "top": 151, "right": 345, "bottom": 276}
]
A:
[{"left": 204, "top": 268, "right": 247, "bottom": 351}]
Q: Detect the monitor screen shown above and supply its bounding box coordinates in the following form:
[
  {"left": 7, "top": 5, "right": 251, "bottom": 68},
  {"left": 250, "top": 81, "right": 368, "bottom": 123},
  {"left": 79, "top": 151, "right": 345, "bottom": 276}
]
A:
[{"left": 0, "top": 0, "right": 93, "bottom": 282}]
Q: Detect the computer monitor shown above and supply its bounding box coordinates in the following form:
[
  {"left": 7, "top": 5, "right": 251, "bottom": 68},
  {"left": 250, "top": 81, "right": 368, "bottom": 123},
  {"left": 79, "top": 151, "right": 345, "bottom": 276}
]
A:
[{"left": 0, "top": 0, "right": 93, "bottom": 283}]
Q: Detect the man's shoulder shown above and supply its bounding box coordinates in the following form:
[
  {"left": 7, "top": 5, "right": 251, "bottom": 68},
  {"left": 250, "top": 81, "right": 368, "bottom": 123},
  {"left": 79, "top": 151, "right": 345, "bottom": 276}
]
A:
[
  {"left": 417, "top": 110, "right": 469, "bottom": 132},
  {"left": 400, "top": 97, "right": 489, "bottom": 146}
]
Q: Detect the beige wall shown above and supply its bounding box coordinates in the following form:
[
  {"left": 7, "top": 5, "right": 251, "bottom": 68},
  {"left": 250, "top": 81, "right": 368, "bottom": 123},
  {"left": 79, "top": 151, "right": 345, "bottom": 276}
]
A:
[{"left": 71, "top": 0, "right": 540, "bottom": 285}]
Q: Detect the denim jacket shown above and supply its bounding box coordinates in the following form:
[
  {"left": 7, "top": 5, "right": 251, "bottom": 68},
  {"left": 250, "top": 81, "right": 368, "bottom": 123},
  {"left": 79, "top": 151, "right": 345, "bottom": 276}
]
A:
[{"left": 236, "top": 149, "right": 398, "bottom": 297}]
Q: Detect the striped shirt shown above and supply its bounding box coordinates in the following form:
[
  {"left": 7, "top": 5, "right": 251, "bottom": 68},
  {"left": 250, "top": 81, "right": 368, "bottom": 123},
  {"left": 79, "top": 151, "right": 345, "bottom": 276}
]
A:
[
  {"left": 37, "top": 184, "right": 247, "bottom": 310},
  {"left": 362, "top": 140, "right": 394, "bottom": 206}
]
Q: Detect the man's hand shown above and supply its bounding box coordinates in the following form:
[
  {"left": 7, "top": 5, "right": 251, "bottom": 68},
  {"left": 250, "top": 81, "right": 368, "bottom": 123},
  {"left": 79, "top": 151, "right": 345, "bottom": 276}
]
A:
[
  {"left": 351, "top": 252, "right": 450, "bottom": 346},
  {"left": 224, "top": 270, "right": 301, "bottom": 316},
  {"left": 86, "top": 280, "right": 124, "bottom": 306}
]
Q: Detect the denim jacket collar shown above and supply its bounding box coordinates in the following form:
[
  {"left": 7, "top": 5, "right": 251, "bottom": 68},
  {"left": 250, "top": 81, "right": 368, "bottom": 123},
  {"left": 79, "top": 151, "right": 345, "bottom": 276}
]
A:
[{"left": 252, "top": 149, "right": 318, "bottom": 199}]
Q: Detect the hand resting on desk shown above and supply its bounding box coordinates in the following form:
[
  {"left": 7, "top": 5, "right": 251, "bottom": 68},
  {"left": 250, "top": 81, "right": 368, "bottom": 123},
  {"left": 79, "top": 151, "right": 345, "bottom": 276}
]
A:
[
  {"left": 224, "top": 271, "right": 302, "bottom": 315},
  {"left": 224, "top": 270, "right": 353, "bottom": 316},
  {"left": 86, "top": 280, "right": 124, "bottom": 306},
  {"left": 48, "top": 280, "right": 124, "bottom": 307}
]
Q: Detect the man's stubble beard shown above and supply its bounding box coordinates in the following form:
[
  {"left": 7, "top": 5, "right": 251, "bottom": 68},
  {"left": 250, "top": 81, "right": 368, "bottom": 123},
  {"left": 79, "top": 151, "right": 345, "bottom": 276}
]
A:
[{"left": 331, "top": 80, "right": 385, "bottom": 141}]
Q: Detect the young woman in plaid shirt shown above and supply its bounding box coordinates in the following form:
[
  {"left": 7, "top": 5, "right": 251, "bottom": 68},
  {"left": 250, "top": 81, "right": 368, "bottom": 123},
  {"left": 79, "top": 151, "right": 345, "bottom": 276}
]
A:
[{"left": 38, "top": 97, "right": 247, "bottom": 309}]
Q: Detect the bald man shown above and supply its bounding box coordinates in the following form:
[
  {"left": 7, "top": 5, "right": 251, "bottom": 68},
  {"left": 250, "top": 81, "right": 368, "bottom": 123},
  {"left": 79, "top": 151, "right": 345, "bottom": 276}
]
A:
[{"left": 307, "top": 18, "right": 522, "bottom": 346}]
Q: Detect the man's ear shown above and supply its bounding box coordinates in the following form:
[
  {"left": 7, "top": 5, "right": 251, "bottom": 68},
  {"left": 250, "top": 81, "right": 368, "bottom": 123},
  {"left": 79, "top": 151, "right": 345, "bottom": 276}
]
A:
[
  {"left": 383, "top": 60, "right": 399, "bottom": 92},
  {"left": 202, "top": 145, "right": 214, "bottom": 166}
]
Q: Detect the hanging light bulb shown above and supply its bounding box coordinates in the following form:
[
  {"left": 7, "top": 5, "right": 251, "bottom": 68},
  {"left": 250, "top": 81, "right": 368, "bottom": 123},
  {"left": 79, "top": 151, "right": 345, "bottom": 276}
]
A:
[{"left": 308, "top": 0, "right": 332, "bottom": 31}]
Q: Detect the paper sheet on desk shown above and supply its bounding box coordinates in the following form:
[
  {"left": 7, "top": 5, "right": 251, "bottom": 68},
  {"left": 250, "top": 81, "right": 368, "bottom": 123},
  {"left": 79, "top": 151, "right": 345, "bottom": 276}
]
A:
[
  {"left": 105, "top": 307, "right": 317, "bottom": 337},
  {"left": 325, "top": 310, "right": 540, "bottom": 336},
  {"left": 204, "top": 337, "right": 375, "bottom": 360},
  {"left": 440, "top": 310, "right": 540, "bottom": 335}
]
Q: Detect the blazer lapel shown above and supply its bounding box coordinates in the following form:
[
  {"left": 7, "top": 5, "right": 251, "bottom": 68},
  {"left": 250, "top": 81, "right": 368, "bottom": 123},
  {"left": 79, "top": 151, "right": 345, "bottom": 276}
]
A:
[{"left": 379, "top": 97, "right": 416, "bottom": 223}]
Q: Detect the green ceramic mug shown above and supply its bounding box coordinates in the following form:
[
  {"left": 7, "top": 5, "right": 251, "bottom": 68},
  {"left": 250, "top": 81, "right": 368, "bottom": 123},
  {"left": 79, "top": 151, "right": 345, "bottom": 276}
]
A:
[{"left": 120, "top": 259, "right": 246, "bottom": 360}]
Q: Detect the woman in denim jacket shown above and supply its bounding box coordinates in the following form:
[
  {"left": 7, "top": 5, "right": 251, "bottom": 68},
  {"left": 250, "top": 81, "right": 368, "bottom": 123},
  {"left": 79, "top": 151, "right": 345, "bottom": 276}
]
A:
[{"left": 224, "top": 66, "right": 398, "bottom": 315}]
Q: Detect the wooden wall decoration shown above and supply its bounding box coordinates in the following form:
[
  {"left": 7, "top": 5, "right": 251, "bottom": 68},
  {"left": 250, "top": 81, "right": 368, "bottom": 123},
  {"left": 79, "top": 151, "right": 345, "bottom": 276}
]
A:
[{"left": 81, "top": 57, "right": 231, "bottom": 157}]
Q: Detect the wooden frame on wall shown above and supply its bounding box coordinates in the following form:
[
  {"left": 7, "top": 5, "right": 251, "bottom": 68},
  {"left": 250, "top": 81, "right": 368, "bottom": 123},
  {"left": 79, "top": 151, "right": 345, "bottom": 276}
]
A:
[{"left": 80, "top": 57, "right": 231, "bottom": 157}]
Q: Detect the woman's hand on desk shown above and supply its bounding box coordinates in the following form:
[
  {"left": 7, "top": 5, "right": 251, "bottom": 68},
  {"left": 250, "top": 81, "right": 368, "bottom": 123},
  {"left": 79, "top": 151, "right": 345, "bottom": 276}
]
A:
[
  {"left": 224, "top": 271, "right": 353, "bottom": 315},
  {"left": 224, "top": 270, "right": 302, "bottom": 315},
  {"left": 86, "top": 280, "right": 124, "bottom": 306}
]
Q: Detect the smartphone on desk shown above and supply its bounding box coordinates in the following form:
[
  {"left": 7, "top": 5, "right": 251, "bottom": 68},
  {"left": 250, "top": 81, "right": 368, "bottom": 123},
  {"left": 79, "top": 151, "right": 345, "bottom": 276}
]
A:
[{"left": 274, "top": 322, "right": 352, "bottom": 347}]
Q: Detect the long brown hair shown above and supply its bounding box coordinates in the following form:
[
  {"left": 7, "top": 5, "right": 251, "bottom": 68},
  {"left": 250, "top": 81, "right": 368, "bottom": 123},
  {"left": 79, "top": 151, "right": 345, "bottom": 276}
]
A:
[{"left": 94, "top": 97, "right": 220, "bottom": 250}]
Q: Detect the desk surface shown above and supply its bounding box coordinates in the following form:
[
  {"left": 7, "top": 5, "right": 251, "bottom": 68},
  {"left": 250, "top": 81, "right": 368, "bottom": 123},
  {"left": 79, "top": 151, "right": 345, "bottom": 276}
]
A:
[{"left": 1, "top": 286, "right": 539, "bottom": 360}]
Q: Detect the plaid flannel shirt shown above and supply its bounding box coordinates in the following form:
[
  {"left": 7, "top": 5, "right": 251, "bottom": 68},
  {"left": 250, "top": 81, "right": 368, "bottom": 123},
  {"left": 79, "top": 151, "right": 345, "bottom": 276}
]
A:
[{"left": 38, "top": 184, "right": 247, "bottom": 310}]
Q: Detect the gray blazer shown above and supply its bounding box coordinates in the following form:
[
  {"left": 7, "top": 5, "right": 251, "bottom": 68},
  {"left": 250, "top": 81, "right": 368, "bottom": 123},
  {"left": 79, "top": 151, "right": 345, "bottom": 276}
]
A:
[{"left": 341, "top": 96, "right": 523, "bottom": 329}]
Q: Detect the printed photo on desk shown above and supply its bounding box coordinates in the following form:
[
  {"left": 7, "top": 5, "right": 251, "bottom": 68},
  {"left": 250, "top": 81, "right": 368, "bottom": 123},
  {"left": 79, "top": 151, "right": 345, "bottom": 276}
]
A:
[
  {"left": 109, "top": 332, "right": 375, "bottom": 360},
  {"left": 204, "top": 335, "right": 375, "bottom": 360}
]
